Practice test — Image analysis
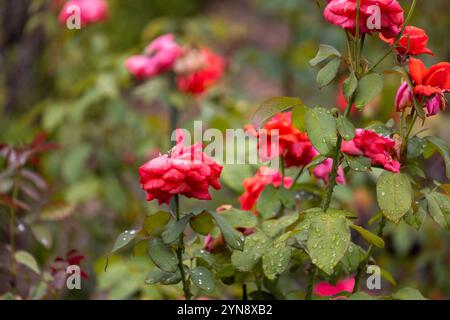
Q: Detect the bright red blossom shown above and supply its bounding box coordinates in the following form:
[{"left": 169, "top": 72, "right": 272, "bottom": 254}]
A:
[
  {"left": 239, "top": 167, "right": 293, "bottom": 211},
  {"left": 324, "top": 0, "right": 404, "bottom": 39},
  {"left": 58, "top": 0, "right": 108, "bottom": 26},
  {"left": 245, "top": 112, "right": 317, "bottom": 168},
  {"left": 408, "top": 57, "right": 450, "bottom": 116},
  {"left": 314, "top": 277, "right": 355, "bottom": 297},
  {"left": 342, "top": 129, "right": 401, "bottom": 172},
  {"left": 139, "top": 129, "right": 222, "bottom": 205},
  {"left": 177, "top": 48, "right": 225, "bottom": 95},
  {"left": 379, "top": 26, "right": 433, "bottom": 56}
]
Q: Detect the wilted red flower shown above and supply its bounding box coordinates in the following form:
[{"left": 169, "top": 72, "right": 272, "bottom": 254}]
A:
[
  {"left": 313, "top": 158, "right": 346, "bottom": 185},
  {"left": 324, "top": 0, "right": 404, "bottom": 39},
  {"left": 239, "top": 167, "right": 293, "bottom": 211},
  {"left": 379, "top": 26, "right": 433, "bottom": 56},
  {"left": 245, "top": 112, "right": 317, "bottom": 168},
  {"left": 177, "top": 48, "right": 225, "bottom": 95},
  {"left": 126, "top": 34, "right": 182, "bottom": 79},
  {"left": 139, "top": 129, "right": 222, "bottom": 205},
  {"left": 408, "top": 57, "right": 450, "bottom": 116},
  {"left": 342, "top": 129, "right": 401, "bottom": 172},
  {"left": 50, "top": 250, "right": 88, "bottom": 279},
  {"left": 314, "top": 277, "right": 355, "bottom": 297},
  {"left": 58, "top": 0, "right": 108, "bottom": 26},
  {"left": 394, "top": 81, "right": 413, "bottom": 112}
]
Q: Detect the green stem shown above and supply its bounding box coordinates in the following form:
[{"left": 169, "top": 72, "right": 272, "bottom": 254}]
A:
[
  {"left": 321, "top": 96, "right": 355, "bottom": 212},
  {"left": 242, "top": 284, "right": 248, "bottom": 300},
  {"left": 173, "top": 194, "right": 191, "bottom": 300},
  {"left": 369, "top": 0, "right": 417, "bottom": 72},
  {"left": 305, "top": 266, "right": 317, "bottom": 300},
  {"left": 353, "top": 216, "right": 386, "bottom": 293}
]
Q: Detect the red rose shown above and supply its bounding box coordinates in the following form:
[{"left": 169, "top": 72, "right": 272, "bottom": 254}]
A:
[
  {"left": 239, "top": 167, "right": 293, "bottom": 211},
  {"left": 245, "top": 112, "right": 317, "bottom": 168},
  {"left": 58, "top": 0, "right": 108, "bottom": 26},
  {"left": 379, "top": 26, "right": 433, "bottom": 56},
  {"left": 177, "top": 48, "right": 225, "bottom": 95},
  {"left": 139, "top": 129, "right": 222, "bottom": 205},
  {"left": 408, "top": 57, "right": 450, "bottom": 116},
  {"left": 324, "top": 0, "right": 404, "bottom": 39},
  {"left": 342, "top": 129, "right": 401, "bottom": 172}
]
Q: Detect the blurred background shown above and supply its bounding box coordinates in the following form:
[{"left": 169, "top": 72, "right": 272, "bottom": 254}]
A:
[{"left": 0, "top": 0, "right": 449, "bottom": 299}]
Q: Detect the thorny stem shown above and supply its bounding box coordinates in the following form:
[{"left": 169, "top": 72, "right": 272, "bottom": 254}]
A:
[
  {"left": 353, "top": 216, "right": 386, "bottom": 293},
  {"left": 369, "top": 0, "right": 417, "bottom": 72},
  {"left": 172, "top": 194, "right": 192, "bottom": 300}
]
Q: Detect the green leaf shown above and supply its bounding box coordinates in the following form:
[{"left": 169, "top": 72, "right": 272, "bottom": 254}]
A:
[
  {"left": 343, "top": 72, "right": 358, "bottom": 101},
  {"left": 190, "top": 266, "right": 215, "bottom": 293},
  {"left": 143, "top": 211, "right": 172, "bottom": 237},
  {"left": 336, "top": 116, "right": 355, "bottom": 141},
  {"left": 145, "top": 267, "right": 182, "bottom": 285},
  {"left": 292, "top": 105, "right": 309, "bottom": 132},
  {"left": 190, "top": 211, "right": 215, "bottom": 235},
  {"left": 133, "top": 240, "right": 149, "bottom": 257},
  {"left": 256, "top": 185, "right": 282, "bottom": 219},
  {"left": 306, "top": 107, "right": 337, "bottom": 155},
  {"left": 147, "top": 238, "right": 178, "bottom": 273},
  {"left": 262, "top": 244, "right": 291, "bottom": 280},
  {"left": 340, "top": 243, "right": 365, "bottom": 273},
  {"left": 380, "top": 268, "right": 397, "bottom": 286},
  {"left": 111, "top": 230, "right": 137, "bottom": 254},
  {"left": 252, "top": 97, "right": 304, "bottom": 129},
  {"left": 377, "top": 172, "right": 413, "bottom": 223},
  {"left": 231, "top": 232, "right": 271, "bottom": 272},
  {"left": 277, "top": 187, "right": 296, "bottom": 209},
  {"left": 209, "top": 210, "right": 244, "bottom": 251},
  {"left": 14, "top": 251, "right": 40, "bottom": 274},
  {"left": 425, "top": 136, "right": 450, "bottom": 180},
  {"left": 309, "top": 44, "right": 341, "bottom": 67},
  {"left": 220, "top": 208, "right": 257, "bottom": 229},
  {"left": 316, "top": 57, "right": 341, "bottom": 88},
  {"left": 344, "top": 155, "right": 371, "bottom": 172},
  {"left": 392, "top": 287, "right": 428, "bottom": 300},
  {"left": 162, "top": 214, "right": 192, "bottom": 244},
  {"left": 425, "top": 191, "right": 450, "bottom": 230},
  {"left": 221, "top": 165, "right": 254, "bottom": 193},
  {"left": 404, "top": 205, "right": 426, "bottom": 230},
  {"left": 407, "top": 136, "right": 426, "bottom": 160},
  {"left": 262, "top": 213, "right": 299, "bottom": 238},
  {"left": 354, "top": 73, "right": 383, "bottom": 110},
  {"left": 350, "top": 224, "right": 384, "bottom": 248},
  {"left": 31, "top": 224, "right": 52, "bottom": 249},
  {"left": 306, "top": 212, "right": 350, "bottom": 275}
]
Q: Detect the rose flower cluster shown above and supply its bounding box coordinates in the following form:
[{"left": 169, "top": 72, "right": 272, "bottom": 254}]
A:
[{"left": 126, "top": 34, "right": 226, "bottom": 95}]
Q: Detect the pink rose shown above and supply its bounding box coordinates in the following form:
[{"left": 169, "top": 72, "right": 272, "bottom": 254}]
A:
[
  {"left": 314, "top": 277, "right": 355, "bottom": 297},
  {"left": 324, "top": 0, "right": 404, "bottom": 38},
  {"left": 58, "top": 0, "right": 108, "bottom": 26},
  {"left": 395, "top": 82, "right": 413, "bottom": 112},
  {"left": 126, "top": 34, "right": 182, "bottom": 79},
  {"left": 342, "top": 129, "right": 401, "bottom": 172},
  {"left": 313, "top": 158, "right": 346, "bottom": 185}
]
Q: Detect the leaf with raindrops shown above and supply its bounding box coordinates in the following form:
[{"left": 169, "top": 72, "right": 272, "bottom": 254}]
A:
[
  {"left": 376, "top": 172, "right": 413, "bottom": 223},
  {"left": 111, "top": 229, "right": 138, "bottom": 254},
  {"left": 306, "top": 212, "right": 351, "bottom": 275},
  {"left": 190, "top": 266, "right": 215, "bottom": 293},
  {"left": 262, "top": 243, "right": 292, "bottom": 280},
  {"left": 231, "top": 232, "right": 271, "bottom": 272}
]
